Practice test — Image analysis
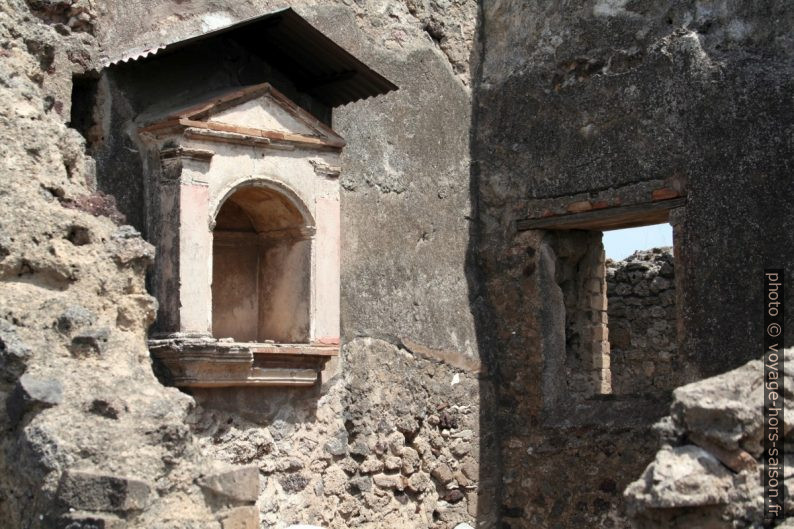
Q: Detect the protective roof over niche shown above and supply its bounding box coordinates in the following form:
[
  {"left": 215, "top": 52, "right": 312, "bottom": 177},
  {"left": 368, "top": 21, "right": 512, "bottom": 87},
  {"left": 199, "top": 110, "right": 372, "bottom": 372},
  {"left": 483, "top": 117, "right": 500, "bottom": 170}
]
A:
[{"left": 101, "top": 8, "right": 398, "bottom": 107}]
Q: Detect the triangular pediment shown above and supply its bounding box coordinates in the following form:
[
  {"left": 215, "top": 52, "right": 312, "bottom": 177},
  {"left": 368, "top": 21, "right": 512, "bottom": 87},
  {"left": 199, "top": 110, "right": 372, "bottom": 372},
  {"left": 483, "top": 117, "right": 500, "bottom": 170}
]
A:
[
  {"left": 139, "top": 83, "right": 345, "bottom": 150},
  {"left": 208, "top": 95, "right": 317, "bottom": 136}
]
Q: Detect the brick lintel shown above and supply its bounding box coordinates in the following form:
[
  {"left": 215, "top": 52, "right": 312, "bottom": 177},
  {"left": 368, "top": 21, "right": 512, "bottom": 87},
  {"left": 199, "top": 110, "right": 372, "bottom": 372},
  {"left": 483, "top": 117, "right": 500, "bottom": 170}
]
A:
[{"left": 517, "top": 197, "right": 686, "bottom": 231}]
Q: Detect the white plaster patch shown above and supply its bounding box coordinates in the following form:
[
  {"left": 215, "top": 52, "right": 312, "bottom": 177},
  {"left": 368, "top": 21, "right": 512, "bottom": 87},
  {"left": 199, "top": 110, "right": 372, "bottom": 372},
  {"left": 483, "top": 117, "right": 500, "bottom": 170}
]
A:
[
  {"left": 593, "top": 0, "right": 630, "bottom": 17},
  {"left": 201, "top": 12, "right": 233, "bottom": 33}
]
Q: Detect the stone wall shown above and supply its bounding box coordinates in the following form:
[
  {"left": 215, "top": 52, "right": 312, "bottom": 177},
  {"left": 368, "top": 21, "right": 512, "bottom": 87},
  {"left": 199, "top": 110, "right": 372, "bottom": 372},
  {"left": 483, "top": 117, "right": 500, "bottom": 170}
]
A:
[
  {"left": 99, "top": 2, "right": 491, "bottom": 527},
  {"left": 626, "top": 348, "right": 793, "bottom": 528},
  {"left": 5, "top": 0, "right": 794, "bottom": 528},
  {"left": 0, "top": 1, "right": 245, "bottom": 526},
  {"left": 191, "top": 338, "right": 488, "bottom": 528},
  {"left": 475, "top": 0, "right": 794, "bottom": 379},
  {"left": 473, "top": 1, "right": 794, "bottom": 527},
  {"left": 607, "top": 248, "right": 679, "bottom": 396},
  {"left": 551, "top": 231, "right": 611, "bottom": 398},
  {"left": 1, "top": 1, "right": 492, "bottom": 528},
  {"left": 478, "top": 229, "right": 667, "bottom": 529}
]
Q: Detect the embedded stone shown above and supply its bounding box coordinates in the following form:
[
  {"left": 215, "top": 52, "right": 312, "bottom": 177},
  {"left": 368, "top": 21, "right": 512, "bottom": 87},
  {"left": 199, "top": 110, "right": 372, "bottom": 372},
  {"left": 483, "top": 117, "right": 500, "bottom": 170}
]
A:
[
  {"left": 442, "top": 489, "right": 464, "bottom": 503},
  {"left": 57, "top": 470, "right": 152, "bottom": 512},
  {"left": 395, "top": 415, "right": 420, "bottom": 436},
  {"left": 348, "top": 475, "right": 372, "bottom": 495},
  {"left": 323, "top": 432, "right": 348, "bottom": 457},
  {"left": 372, "top": 473, "right": 406, "bottom": 491},
  {"left": 401, "top": 447, "right": 420, "bottom": 475},
  {"left": 387, "top": 431, "right": 405, "bottom": 455},
  {"left": 279, "top": 473, "right": 309, "bottom": 493},
  {"left": 7, "top": 373, "right": 63, "bottom": 426},
  {"left": 407, "top": 471, "right": 432, "bottom": 493},
  {"left": 70, "top": 328, "right": 109, "bottom": 356},
  {"left": 0, "top": 322, "right": 30, "bottom": 382},
  {"left": 359, "top": 457, "right": 384, "bottom": 474},
  {"left": 451, "top": 438, "right": 471, "bottom": 458},
  {"left": 384, "top": 455, "right": 401, "bottom": 471},
  {"left": 219, "top": 506, "right": 259, "bottom": 529},
  {"left": 624, "top": 446, "right": 733, "bottom": 509},
  {"left": 454, "top": 470, "right": 471, "bottom": 487},
  {"left": 321, "top": 466, "right": 347, "bottom": 496},
  {"left": 56, "top": 305, "right": 95, "bottom": 334},
  {"left": 197, "top": 465, "right": 259, "bottom": 504},
  {"left": 110, "top": 226, "right": 154, "bottom": 268},
  {"left": 349, "top": 439, "right": 370, "bottom": 458},
  {"left": 431, "top": 463, "right": 455, "bottom": 484},
  {"left": 58, "top": 511, "right": 124, "bottom": 529}
]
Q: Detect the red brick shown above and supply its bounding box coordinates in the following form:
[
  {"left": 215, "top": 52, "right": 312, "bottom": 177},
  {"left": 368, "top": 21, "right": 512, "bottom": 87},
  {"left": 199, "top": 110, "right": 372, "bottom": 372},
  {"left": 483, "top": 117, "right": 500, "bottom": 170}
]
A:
[
  {"left": 652, "top": 188, "right": 680, "bottom": 201},
  {"left": 567, "top": 200, "right": 592, "bottom": 213}
]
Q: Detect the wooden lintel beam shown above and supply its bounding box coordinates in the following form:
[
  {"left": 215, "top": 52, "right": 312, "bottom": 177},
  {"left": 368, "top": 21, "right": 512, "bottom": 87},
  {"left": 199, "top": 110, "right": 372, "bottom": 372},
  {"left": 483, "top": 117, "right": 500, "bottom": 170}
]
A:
[{"left": 516, "top": 197, "right": 686, "bottom": 231}]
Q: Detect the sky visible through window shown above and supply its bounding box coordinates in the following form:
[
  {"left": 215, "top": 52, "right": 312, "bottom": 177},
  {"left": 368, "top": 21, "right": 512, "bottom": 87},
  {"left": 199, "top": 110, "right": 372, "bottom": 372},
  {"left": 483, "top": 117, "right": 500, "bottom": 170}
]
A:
[{"left": 603, "top": 224, "right": 673, "bottom": 260}]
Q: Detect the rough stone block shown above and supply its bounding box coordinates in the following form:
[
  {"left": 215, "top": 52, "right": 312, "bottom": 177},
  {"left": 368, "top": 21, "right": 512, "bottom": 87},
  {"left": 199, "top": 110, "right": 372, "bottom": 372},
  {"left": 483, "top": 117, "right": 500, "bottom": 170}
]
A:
[
  {"left": 625, "top": 446, "right": 732, "bottom": 509},
  {"left": 593, "top": 340, "right": 610, "bottom": 355},
  {"left": 451, "top": 438, "right": 472, "bottom": 458},
  {"left": 110, "top": 225, "right": 155, "bottom": 268},
  {"left": 348, "top": 475, "right": 372, "bottom": 495},
  {"left": 57, "top": 470, "right": 152, "bottom": 512},
  {"left": 70, "top": 328, "right": 110, "bottom": 356},
  {"left": 57, "top": 511, "right": 125, "bottom": 529},
  {"left": 593, "top": 369, "right": 612, "bottom": 394},
  {"left": 460, "top": 456, "right": 478, "bottom": 481},
  {"left": 7, "top": 373, "right": 63, "bottom": 426},
  {"left": 197, "top": 465, "right": 259, "bottom": 504},
  {"left": 593, "top": 351, "right": 610, "bottom": 369},
  {"left": 610, "top": 324, "right": 631, "bottom": 350},
  {"left": 372, "top": 473, "right": 406, "bottom": 491},
  {"left": 322, "top": 432, "right": 348, "bottom": 457},
  {"left": 590, "top": 293, "right": 607, "bottom": 311},
  {"left": 0, "top": 322, "right": 31, "bottom": 382},
  {"left": 359, "top": 457, "right": 383, "bottom": 474},
  {"left": 586, "top": 278, "right": 603, "bottom": 294},
  {"left": 400, "top": 447, "right": 420, "bottom": 475},
  {"left": 671, "top": 355, "right": 770, "bottom": 456},
  {"left": 591, "top": 324, "right": 608, "bottom": 342},
  {"left": 387, "top": 431, "right": 405, "bottom": 455},
  {"left": 219, "top": 506, "right": 259, "bottom": 529},
  {"left": 278, "top": 473, "right": 309, "bottom": 493},
  {"left": 431, "top": 463, "right": 454, "bottom": 484},
  {"left": 56, "top": 305, "right": 96, "bottom": 334},
  {"left": 592, "top": 310, "right": 608, "bottom": 324},
  {"left": 407, "top": 471, "right": 432, "bottom": 493}
]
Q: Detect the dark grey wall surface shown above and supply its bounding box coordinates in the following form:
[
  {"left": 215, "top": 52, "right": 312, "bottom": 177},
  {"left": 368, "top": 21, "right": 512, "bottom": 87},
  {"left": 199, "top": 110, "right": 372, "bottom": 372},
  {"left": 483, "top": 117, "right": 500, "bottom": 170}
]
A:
[{"left": 475, "top": 0, "right": 794, "bottom": 377}]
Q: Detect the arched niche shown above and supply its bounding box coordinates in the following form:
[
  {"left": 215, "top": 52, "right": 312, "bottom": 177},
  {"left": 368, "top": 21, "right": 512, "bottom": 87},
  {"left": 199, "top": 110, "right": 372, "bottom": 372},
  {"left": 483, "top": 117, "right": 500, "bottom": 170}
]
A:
[{"left": 211, "top": 184, "right": 313, "bottom": 343}]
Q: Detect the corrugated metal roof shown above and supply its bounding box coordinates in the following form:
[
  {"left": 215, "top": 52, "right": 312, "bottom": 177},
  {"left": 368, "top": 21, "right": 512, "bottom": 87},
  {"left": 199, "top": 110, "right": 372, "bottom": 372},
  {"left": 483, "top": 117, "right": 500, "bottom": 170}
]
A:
[{"left": 101, "top": 8, "right": 397, "bottom": 107}]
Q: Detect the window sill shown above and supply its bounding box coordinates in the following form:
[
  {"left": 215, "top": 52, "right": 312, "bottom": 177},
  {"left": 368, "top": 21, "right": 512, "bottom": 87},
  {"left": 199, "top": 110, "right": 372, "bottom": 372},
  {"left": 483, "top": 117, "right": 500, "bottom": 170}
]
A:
[{"left": 149, "top": 335, "right": 338, "bottom": 388}]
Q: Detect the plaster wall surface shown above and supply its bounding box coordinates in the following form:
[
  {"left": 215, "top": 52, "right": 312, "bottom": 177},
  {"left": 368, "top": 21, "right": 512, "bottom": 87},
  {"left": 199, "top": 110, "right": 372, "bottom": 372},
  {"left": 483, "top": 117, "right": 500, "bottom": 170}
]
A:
[
  {"left": 473, "top": 1, "right": 794, "bottom": 527},
  {"left": 213, "top": 242, "right": 261, "bottom": 342},
  {"left": 87, "top": 1, "right": 490, "bottom": 528},
  {"left": 185, "top": 139, "right": 340, "bottom": 343},
  {"left": 92, "top": 0, "right": 480, "bottom": 359}
]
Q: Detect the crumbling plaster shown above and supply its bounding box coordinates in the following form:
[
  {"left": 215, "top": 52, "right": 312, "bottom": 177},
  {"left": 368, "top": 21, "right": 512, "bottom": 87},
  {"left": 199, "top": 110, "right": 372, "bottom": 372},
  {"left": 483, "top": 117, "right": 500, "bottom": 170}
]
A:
[
  {"left": 473, "top": 0, "right": 794, "bottom": 527},
  {"left": 3, "top": 0, "right": 794, "bottom": 528}
]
